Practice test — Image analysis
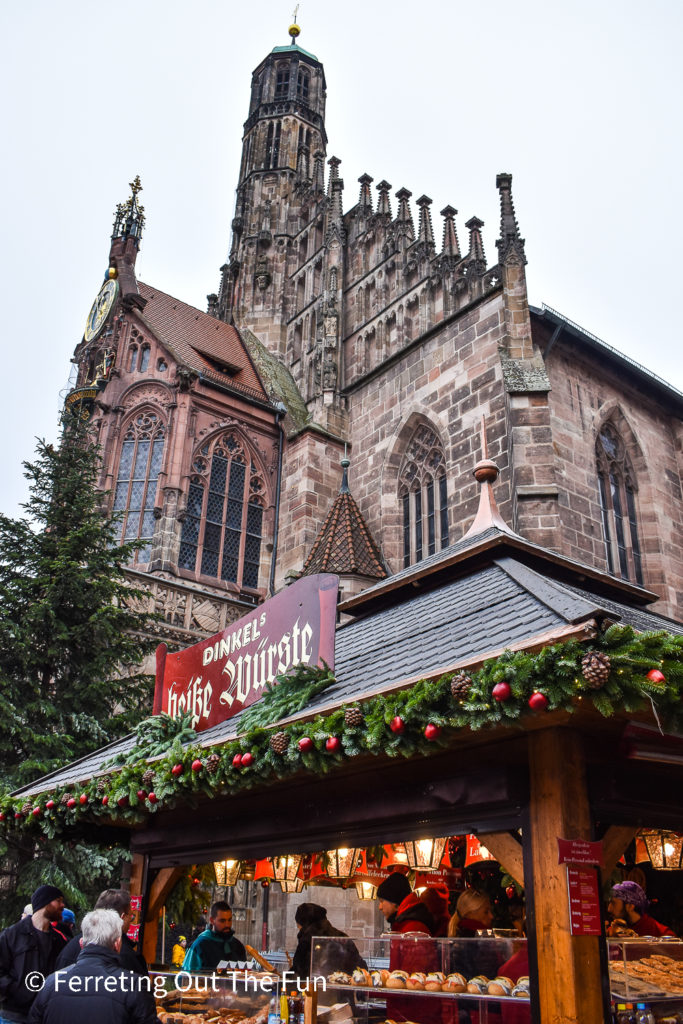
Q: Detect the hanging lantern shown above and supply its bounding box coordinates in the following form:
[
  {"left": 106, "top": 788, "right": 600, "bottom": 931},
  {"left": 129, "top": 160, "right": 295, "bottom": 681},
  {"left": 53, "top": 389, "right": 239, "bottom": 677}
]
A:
[
  {"left": 403, "top": 837, "right": 447, "bottom": 871},
  {"left": 214, "top": 859, "right": 241, "bottom": 886},
  {"left": 326, "top": 848, "right": 362, "bottom": 879},
  {"left": 464, "top": 835, "right": 497, "bottom": 867},
  {"left": 280, "top": 878, "right": 305, "bottom": 894},
  {"left": 271, "top": 854, "right": 303, "bottom": 882},
  {"left": 355, "top": 881, "right": 377, "bottom": 900},
  {"left": 639, "top": 830, "right": 683, "bottom": 870},
  {"left": 239, "top": 861, "right": 256, "bottom": 881},
  {"left": 387, "top": 844, "right": 409, "bottom": 867}
]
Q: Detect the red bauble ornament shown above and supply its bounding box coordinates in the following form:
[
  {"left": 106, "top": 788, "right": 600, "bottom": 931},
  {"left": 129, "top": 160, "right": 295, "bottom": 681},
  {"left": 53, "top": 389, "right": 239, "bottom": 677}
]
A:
[
  {"left": 424, "top": 723, "right": 441, "bottom": 741},
  {"left": 241, "top": 752, "right": 254, "bottom": 767},
  {"left": 0, "top": 812, "right": 5, "bottom": 821},
  {"left": 148, "top": 792, "right": 157, "bottom": 804},
  {"left": 171, "top": 763, "right": 184, "bottom": 777},
  {"left": 66, "top": 798, "right": 77, "bottom": 809},
  {"left": 506, "top": 885, "right": 516, "bottom": 899},
  {"left": 232, "top": 753, "right": 243, "bottom": 767},
  {"left": 261, "top": 878, "right": 270, "bottom": 888},
  {"left": 325, "top": 736, "right": 341, "bottom": 752},
  {"left": 102, "top": 795, "right": 109, "bottom": 806},
  {"left": 191, "top": 759, "right": 203, "bottom": 772},
  {"left": 32, "top": 807, "right": 41, "bottom": 817},
  {"left": 528, "top": 691, "right": 549, "bottom": 711},
  {"left": 390, "top": 716, "right": 405, "bottom": 734},
  {"left": 79, "top": 793, "right": 88, "bottom": 806},
  {"left": 46, "top": 800, "right": 55, "bottom": 811},
  {"left": 646, "top": 669, "right": 666, "bottom": 685},
  {"left": 14, "top": 812, "right": 22, "bottom": 820},
  {"left": 136, "top": 790, "right": 147, "bottom": 801},
  {"left": 298, "top": 736, "right": 313, "bottom": 753},
  {"left": 117, "top": 796, "right": 129, "bottom": 808},
  {"left": 492, "top": 682, "right": 512, "bottom": 702}
]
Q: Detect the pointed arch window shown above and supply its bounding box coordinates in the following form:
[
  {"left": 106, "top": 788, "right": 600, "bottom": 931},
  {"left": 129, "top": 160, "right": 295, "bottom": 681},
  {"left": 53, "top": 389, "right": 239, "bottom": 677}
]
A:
[
  {"left": 113, "top": 411, "right": 165, "bottom": 563},
  {"left": 275, "top": 63, "right": 290, "bottom": 99},
  {"left": 596, "top": 423, "right": 643, "bottom": 585},
  {"left": 297, "top": 68, "right": 309, "bottom": 101},
  {"left": 398, "top": 425, "right": 449, "bottom": 568},
  {"left": 178, "top": 433, "right": 265, "bottom": 590},
  {"left": 139, "top": 344, "right": 151, "bottom": 372}
]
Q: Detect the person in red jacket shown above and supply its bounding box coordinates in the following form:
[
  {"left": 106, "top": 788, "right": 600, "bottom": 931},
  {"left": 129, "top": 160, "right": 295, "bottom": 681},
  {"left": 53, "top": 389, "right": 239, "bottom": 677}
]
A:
[
  {"left": 607, "top": 881, "right": 675, "bottom": 938},
  {"left": 376, "top": 873, "right": 440, "bottom": 1024}
]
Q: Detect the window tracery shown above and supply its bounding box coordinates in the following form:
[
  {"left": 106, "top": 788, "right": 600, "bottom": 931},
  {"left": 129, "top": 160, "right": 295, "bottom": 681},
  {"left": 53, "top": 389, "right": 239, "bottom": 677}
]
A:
[
  {"left": 178, "top": 432, "right": 265, "bottom": 590},
  {"left": 113, "top": 411, "right": 165, "bottom": 563},
  {"left": 596, "top": 423, "right": 643, "bottom": 585},
  {"left": 398, "top": 425, "right": 449, "bottom": 568}
]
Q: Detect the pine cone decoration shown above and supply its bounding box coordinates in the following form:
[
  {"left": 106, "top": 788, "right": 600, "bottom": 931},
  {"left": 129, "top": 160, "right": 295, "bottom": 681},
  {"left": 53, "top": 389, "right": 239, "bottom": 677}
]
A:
[
  {"left": 97, "top": 775, "right": 112, "bottom": 793},
  {"left": 451, "top": 672, "right": 473, "bottom": 700},
  {"left": 581, "top": 651, "right": 611, "bottom": 689},
  {"left": 344, "top": 706, "right": 364, "bottom": 727},
  {"left": 269, "top": 731, "right": 289, "bottom": 754},
  {"left": 21, "top": 801, "right": 33, "bottom": 816},
  {"left": 141, "top": 769, "right": 155, "bottom": 787},
  {"left": 206, "top": 753, "right": 221, "bottom": 775},
  {"left": 60, "top": 793, "right": 72, "bottom": 806}
]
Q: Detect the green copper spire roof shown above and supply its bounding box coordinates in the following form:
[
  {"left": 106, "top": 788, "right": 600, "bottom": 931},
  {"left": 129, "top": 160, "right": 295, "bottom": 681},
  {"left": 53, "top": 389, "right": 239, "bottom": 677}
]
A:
[{"left": 271, "top": 41, "right": 319, "bottom": 61}]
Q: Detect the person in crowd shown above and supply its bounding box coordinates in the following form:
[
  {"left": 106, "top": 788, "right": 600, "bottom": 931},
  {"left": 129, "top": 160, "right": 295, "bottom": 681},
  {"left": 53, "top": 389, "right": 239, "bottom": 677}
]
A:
[
  {"left": 171, "top": 935, "right": 186, "bottom": 969},
  {"left": 447, "top": 890, "right": 495, "bottom": 937},
  {"left": 57, "top": 889, "right": 147, "bottom": 975},
  {"left": 20, "top": 907, "right": 32, "bottom": 922},
  {"left": 419, "top": 883, "right": 451, "bottom": 937},
  {"left": 607, "top": 881, "right": 675, "bottom": 937},
  {"left": 27, "top": 909, "right": 158, "bottom": 1024},
  {"left": 53, "top": 910, "right": 75, "bottom": 942},
  {"left": 291, "top": 903, "right": 365, "bottom": 982},
  {"left": 182, "top": 902, "right": 246, "bottom": 971},
  {"left": 0, "top": 885, "right": 67, "bottom": 1023}
]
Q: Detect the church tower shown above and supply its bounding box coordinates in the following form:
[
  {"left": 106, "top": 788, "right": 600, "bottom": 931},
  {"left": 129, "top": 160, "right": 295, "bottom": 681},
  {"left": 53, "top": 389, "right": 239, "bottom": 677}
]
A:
[{"left": 213, "top": 21, "right": 329, "bottom": 364}]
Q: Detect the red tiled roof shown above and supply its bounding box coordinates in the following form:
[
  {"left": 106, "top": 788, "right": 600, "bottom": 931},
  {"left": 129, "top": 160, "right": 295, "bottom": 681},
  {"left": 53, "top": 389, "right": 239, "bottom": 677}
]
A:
[
  {"left": 302, "top": 488, "right": 387, "bottom": 579},
  {"left": 137, "top": 282, "right": 267, "bottom": 400}
]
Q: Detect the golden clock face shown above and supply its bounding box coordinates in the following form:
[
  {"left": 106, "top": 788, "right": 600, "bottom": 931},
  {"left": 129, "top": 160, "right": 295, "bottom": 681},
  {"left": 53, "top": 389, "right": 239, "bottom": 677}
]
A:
[{"left": 83, "top": 279, "right": 118, "bottom": 342}]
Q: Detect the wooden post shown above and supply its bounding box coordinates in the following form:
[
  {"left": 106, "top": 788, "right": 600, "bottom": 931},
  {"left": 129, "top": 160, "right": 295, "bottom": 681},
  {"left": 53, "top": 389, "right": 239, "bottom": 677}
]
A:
[{"left": 527, "top": 727, "right": 606, "bottom": 1024}]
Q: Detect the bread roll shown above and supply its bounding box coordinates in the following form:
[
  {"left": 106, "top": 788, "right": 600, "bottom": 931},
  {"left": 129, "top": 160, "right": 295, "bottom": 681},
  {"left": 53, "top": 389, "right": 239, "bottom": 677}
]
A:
[
  {"left": 443, "top": 973, "right": 466, "bottom": 993},
  {"left": 386, "top": 970, "right": 409, "bottom": 989}
]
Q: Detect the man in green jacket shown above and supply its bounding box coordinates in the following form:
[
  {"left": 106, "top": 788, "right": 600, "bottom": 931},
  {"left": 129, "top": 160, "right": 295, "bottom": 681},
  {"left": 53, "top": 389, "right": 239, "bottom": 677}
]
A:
[{"left": 182, "top": 902, "right": 247, "bottom": 971}]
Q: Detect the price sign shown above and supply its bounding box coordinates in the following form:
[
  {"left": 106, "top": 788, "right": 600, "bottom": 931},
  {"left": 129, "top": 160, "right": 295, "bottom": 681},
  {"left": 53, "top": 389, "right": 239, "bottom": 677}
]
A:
[{"left": 566, "top": 865, "right": 602, "bottom": 935}]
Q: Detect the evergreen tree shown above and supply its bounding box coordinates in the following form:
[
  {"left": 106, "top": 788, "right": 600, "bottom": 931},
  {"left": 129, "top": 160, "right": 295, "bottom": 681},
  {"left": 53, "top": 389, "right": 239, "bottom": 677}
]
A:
[
  {"left": 0, "top": 417, "right": 159, "bottom": 923},
  {"left": 0, "top": 417, "right": 157, "bottom": 787}
]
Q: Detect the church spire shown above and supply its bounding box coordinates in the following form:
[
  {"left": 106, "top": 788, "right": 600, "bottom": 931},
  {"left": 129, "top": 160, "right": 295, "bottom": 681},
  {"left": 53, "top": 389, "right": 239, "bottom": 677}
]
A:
[
  {"left": 358, "top": 173, "right": 374, "bottom": 212},
  {"left": 112, "top": 175, "right": 145, "bottom": 246},
  {"left": 440, "top": 205, "right": 460, "bottom": 259},
  {"left": 376, "top": 180, "right": 392, "bottom": 220},
  {"left": 496, "top": 172, "right": 526, "bottom": 266}
]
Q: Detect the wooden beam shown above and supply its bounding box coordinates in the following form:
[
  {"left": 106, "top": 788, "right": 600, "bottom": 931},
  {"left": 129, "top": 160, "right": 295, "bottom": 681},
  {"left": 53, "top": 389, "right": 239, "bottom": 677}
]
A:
[
  {"left": 140, "top": 865, "right": 186, "bottom": 965},
  {"left": 527, "top": 727, "right": 606, "bottom": 1024},
  {"left": 478, "top": 831, "right": 524, "bottom": 886},
  {"left": 601, "top": 826, "right": 637, "bottom": 876}
]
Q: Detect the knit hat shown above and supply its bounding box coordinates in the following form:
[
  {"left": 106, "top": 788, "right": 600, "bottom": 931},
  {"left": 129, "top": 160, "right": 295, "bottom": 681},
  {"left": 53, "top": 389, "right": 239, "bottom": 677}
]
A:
[
  {"left": 611, "top": 881, "right": 648, "bottom": 912},
  {"left": 61, "top": 909, "right": 75, "bottom": 924},
  {"left": 295, "top": 903, "right": 328, "bottom": 927},
  {"left": 376, "top": 872, "right": 412, "bottom": 906},
  {"left": 31, "top": 885, "right": 64, "bottom": 912}
]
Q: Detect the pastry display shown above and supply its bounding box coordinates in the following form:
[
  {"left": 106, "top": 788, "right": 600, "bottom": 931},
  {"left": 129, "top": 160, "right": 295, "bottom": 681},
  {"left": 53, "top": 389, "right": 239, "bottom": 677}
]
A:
[{"left": 610, "top": 952, "right": 683, "bottom": 997}]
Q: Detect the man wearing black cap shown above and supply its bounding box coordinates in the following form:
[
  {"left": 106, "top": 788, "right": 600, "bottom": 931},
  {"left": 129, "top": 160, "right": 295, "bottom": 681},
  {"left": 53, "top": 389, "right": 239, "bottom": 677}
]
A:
[
  {"left": 0, "top": 885, "right": 67, "bottom": 1022},
  {"left": 376, "top": 871, "right": 434, "bottom": 934}
]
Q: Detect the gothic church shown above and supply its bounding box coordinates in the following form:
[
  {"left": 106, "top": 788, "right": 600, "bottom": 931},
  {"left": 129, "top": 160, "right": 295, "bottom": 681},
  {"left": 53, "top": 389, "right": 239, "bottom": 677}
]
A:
[{"left": 68, "top": 24, "right": 683, "bottom": 654}]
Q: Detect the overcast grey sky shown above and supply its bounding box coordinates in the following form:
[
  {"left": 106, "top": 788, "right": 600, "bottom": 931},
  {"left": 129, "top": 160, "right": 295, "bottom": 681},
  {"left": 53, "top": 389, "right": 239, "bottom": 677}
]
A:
[{"left": 1, "top": 0, "right": 680, "bottom": 518}]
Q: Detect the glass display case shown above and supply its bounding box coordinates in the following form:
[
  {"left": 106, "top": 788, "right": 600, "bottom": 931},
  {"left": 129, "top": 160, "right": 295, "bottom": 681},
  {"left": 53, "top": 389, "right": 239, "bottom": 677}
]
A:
[
  {"left": 609, "top": 938, "right": 683, "bottom": 1020},
  {"left": 310, "top": 933, "right": 530, "bottom": 1023},
  {"left": 151, "top": 967, "right": 281, "bottom": 1023}
]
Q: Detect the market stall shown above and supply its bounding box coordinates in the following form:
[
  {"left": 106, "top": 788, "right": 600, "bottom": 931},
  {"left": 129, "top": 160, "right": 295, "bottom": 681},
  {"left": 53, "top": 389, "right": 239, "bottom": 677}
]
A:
[{"left": 7, "top": 466, "right": 683, "bottom": 1024}]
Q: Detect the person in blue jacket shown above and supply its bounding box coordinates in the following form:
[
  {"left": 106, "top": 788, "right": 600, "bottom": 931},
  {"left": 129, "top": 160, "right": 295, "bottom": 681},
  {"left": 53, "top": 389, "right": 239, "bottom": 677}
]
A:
[{"left": 182, "top": 902, "right": 246, "bottom": 971}]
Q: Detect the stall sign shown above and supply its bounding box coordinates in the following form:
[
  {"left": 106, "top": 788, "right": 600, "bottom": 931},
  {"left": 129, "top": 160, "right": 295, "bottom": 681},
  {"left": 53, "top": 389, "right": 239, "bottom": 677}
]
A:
[
  {"left": 557, "top": 837, "right": 603, "bottom": 866},
  {"left": 566, "top": 865, "right": 602, "bottom": 935},
  {"left": 153, "top": 574, "right": 338, "bottom": 732},
  {"left": 127, "top": 925, "right": 140, "bottom": 943},
  {"left": 129, "top": 895, "right": 142, "bottom": 913}
]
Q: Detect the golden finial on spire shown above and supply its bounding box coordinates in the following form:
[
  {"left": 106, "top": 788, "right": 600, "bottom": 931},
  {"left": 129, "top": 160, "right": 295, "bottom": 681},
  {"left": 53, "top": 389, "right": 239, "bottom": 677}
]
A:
[
  {"left": 289, "top": 4, "right": 300, "bottom": 39},
  {"left": 129, "top": 175, "right": 143, "bottom": 197}
]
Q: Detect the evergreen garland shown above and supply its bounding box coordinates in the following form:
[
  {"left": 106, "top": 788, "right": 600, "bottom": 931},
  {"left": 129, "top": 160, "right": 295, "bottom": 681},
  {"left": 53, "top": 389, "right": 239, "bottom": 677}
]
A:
[{"left": 2, "top": 624, "right": 682, "bottom": 837}]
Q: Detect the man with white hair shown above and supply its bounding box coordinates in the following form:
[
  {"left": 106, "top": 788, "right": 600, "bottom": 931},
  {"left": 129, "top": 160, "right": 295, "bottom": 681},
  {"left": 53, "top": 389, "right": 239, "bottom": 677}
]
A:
[{"left": 27, "top": 910, "right": 158, "bottom": 1024}]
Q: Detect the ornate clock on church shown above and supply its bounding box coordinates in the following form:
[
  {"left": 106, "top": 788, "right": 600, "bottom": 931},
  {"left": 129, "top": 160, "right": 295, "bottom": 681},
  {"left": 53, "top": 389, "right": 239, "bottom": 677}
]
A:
[{"left": 83, "top": 272, "right": 119, "bottom": 343}]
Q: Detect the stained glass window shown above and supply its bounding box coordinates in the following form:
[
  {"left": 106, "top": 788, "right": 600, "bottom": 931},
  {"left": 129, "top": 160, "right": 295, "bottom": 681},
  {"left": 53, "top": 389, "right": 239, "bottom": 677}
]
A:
[
  {"left": 114, "top": 412, "right": 165, "bottom": 563},
  {"left": 398, "top": 425, "right": 449, "bottom": 568},
  {"left": 179, "top": 433, "right": 264, "bottom": 591},
  {"left": 596, "top": 424, "right": 644, "bottom": 585}
]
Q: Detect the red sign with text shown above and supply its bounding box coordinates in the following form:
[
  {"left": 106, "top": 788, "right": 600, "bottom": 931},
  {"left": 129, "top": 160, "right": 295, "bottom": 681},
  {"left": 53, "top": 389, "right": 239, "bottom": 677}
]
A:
[
  {"left": 153, "top": 574, "right": 338, "bottom": 732},
  {"left": 557, "top": 837, "right": 603, "bottom": 866},
  {"left": 566, "top": 865, "right": 602, "bottom": 935}
]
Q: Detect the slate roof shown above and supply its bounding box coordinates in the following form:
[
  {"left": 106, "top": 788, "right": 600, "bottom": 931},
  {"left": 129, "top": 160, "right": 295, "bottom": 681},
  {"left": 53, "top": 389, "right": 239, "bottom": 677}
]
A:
[
  {"left": 137, "top": 282, "right": 268, "bottom": 402},
  {"left": 13, "top": 553, "right": 679, "bottom": 800}
]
